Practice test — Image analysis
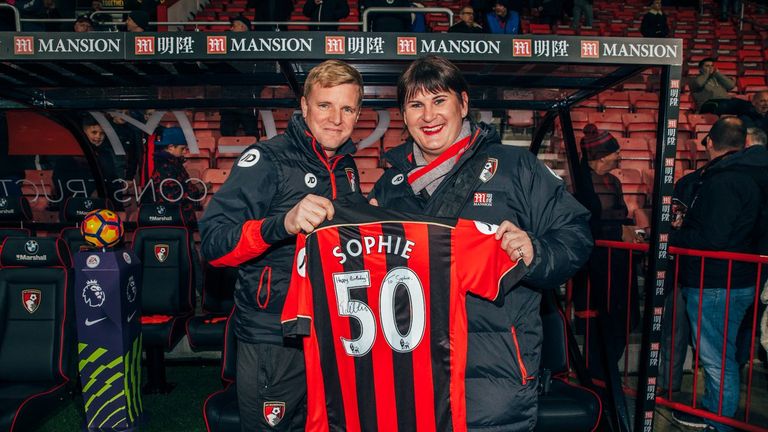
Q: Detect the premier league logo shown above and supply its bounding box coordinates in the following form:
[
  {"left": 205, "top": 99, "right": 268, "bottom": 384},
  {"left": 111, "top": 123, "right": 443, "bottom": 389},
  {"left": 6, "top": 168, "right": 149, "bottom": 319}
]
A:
[
  {"left": 25, "top": 239, "right": 39, "bottom": 255},
  {"left": 263, "top": 402, "right": 285, "bottom": 427},
  {"left": 126, "top": 275, "right": 137, "bottom": 303},
  {"left": 154, "top": 244, "right": 169, "bottom": 263},
  {"left": 22, "top": 289, "right": 41, "bottom": 314},
  {"left": 82, "top": 280, "right": 106, "bottom": 308}
]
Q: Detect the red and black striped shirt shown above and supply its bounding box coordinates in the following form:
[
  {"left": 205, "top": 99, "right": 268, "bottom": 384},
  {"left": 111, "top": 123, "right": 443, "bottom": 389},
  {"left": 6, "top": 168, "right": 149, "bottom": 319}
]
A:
[{"left": 282, "top": 202, "right": 526, "bottom": 432}]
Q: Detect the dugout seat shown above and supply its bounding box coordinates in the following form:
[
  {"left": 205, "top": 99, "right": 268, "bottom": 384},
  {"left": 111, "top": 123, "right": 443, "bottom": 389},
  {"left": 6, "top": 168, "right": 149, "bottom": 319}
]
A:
[
  {"left": 132, "top": 204, "right": 195, "bottom": 393},
  {"left": 186, "top": 265, "right": 236, "bottom": 352},
  {"left": 535, "top": 292, "right": 602, "bottom": 432},
  {"left": 203, "top": 308, "right": 239, "bottom": 432},
  {"left": 0, "top": 236, "right": 76, "bottom": 432},
  {"left": 58, "top": 197, "right": 111, "bottom": 259}
]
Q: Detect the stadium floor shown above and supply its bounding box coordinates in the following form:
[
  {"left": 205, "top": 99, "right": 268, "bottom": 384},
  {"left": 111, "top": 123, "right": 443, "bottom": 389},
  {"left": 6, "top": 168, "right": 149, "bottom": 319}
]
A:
[{"left": 37, "top": 360, "right": 767, "bottom": 431}]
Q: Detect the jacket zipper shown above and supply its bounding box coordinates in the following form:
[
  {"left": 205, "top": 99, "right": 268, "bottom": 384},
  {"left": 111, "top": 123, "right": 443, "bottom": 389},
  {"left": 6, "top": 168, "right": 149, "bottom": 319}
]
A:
[
  {"left": 510, "top": 326, "right": 530, "bottom": 385},
  {"left": 306, "top": 131, "right": 340, "bottom": 199}
]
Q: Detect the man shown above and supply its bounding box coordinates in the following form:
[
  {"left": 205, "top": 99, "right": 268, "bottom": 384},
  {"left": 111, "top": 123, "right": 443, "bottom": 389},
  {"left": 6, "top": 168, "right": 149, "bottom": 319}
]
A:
[
  {"left": 219, "top": 15, "right": 260, "bottom": 138},
  {"left": 370, "top": 56, "right": 592, "bottom": 431},
  {"left": 302, "top": 0, "right": 350, "bottom": 31},
  {"left": 484, "top": 0, "right": 520, "bottom": 34},
  {"left": 74, "top": 14, "right": 94, "bottom": 32},
  {"left": 747, "top": 127, "right": 768, "bottom": 147},
  {"left": 448, "top": 6, "right": 483, "bottom": 33},
  {"left": 200, "top": 60, "right": 363, "bottom": 432},
  {"left": 690, "top": 58, "right": 749, "bottom": 116},
  {"left": 740, "top": 90, "right": 768, "bottom": 134},
  {"left": 125, "top": 10, "right": 149, "bottom": 32},
  {"left": 670, "top": 117, "right": 768, "bottom": 431},
  {"left": 361, "top": 0, "right": 412, "bottom": 32}
]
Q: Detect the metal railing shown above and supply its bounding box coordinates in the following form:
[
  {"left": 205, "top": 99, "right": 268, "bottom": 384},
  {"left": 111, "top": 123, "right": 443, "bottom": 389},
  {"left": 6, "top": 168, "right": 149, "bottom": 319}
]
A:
[{"left": 0, "top": 3, "right": 21, "bottom": 32}]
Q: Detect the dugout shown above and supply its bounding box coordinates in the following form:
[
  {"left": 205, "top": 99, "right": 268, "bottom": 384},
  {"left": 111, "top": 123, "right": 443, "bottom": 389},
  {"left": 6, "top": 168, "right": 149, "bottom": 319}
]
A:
[{"left": 0, "top": 31, "right": 684, "bottom": 432}]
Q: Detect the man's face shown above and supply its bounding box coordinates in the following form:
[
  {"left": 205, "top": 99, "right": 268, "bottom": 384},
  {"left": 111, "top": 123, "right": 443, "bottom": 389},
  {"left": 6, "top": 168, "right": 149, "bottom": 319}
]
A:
[
  {"left": 91, "top": 0, "right": 101, "bottom": 9},
  {"left": 460, "top": 8, "right": 475, "bottom": 25},
  {"left": 166, "top": 144, "right": 187, "bottom": 158},
  {"left": 403, "top": 89, "right": 469, "bottom": 163},
  {"left": 752, "top": 92, "right": 768, "bottom": 115},
  {"left": 74, "top": 20, "right": 92, "bottom": 32},
  {"left": 494, "top": 3, "right": 507, "bottom": 16},
  {"left": 231, "top": 20, "right": 248, "bottom": 32},
  {"left": 84, "top": 125, "right": 105, "bottom": 146},
  {"left": 300, "top": 83, "right": 360, "bottom": 156},
  {"left": 109, "top": 109, "right": 129, "bottom": 125},
  {"left": 602, "top": 150, "right": 621, "bottom": 171},
  {"left": 701, "top": 61, "right": 715, "bottom": 75}
]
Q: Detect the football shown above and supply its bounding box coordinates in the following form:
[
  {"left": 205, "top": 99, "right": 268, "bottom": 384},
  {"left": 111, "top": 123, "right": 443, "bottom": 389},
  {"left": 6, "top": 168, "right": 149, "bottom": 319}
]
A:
[{"left": 81, "top": 209, "right": 124, "bottom": 248}]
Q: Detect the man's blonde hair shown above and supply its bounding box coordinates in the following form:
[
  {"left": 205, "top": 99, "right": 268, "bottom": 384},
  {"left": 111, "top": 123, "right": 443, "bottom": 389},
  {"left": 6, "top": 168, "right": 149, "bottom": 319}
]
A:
[{"left": 303, "top": 60, "right": 364, "bottom": 107}]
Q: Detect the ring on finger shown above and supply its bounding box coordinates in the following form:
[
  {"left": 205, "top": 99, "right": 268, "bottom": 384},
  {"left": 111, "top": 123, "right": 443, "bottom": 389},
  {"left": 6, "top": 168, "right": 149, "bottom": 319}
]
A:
[{"left": 516, "top": 247, "right": 525, "bottom": 260}]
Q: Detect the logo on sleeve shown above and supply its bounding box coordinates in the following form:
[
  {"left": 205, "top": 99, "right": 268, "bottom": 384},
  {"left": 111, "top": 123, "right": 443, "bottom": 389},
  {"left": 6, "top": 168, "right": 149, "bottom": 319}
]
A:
[
  {"left": 22, "top": 289, "right": 41, "bottom": 314},
  {"left": 296, "top": 247, "right": 307, "bottom": 278},
  {"left": 473, "top": 220, "right": 499, "bottom": 235},
  {"left": 238, "top": 149, "right": 260, "bottom": 167},
  {"left": 479, "top": 158, "right": 498, "bottom": 183},
  {"left": 345, "top": 168, "right": 357, "bottom": 192},
  {"left": 304, "top": 173, "right": 318, "bottom": 188},
  {"left": 391, "top": 174, "right": 405, "bottom": 185},
  {"left": 263, "top": 402, "right": 285, "bottom": 427}
]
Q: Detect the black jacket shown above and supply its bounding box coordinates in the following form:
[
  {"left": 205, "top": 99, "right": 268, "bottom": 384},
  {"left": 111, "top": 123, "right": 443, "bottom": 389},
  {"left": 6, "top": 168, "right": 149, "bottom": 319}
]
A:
[
  {"left": 303, "top": 0, "right": 350, "bottom": 30},
  {"left": 370, "top": 121, "right": 592, "bottom": 431},
  {"left": 640, "top": 11, "right": 670, "bottom": 38},
  {"left": 671, "top": 145, "right": 768, "bottom": 288},
  {"left": 361, "top": 0, "right": 412, "bottom": 32},
  {"left": 199, "top": 114, "right": 361, "bottom": 344},
  {"left": 448, "top": 20, "right": 484, "bottom": 33}
]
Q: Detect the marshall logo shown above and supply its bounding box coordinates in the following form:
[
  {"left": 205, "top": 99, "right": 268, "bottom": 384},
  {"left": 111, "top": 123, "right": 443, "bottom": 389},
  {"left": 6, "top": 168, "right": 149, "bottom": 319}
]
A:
[
  {"left": 479, "top": 158, "right": 498, "bottom": 183},
  {"left": 148, "top": 204, "right": 173, "bottom": 222},
  {"left": 473, "top": 192, "right": 493, "bottom": 207},
  {"left": 325, "top": 36, "right": 345, "bottom": 54},
  {"left": 14, "top": 36, "right": 34, "bottom": 55},
  {"left": 22, "top": 289, "right": 41, "bottom": 314},
  {"left": 15, "top": 239, "right": 47, "bottom": 262},
  {"left": 397, "top": 37, "right": 417, "bottom": 55},
  {"left": 580, "top": 40, "right": 599, "bottom": 58},
  {"left": 512, "top": 39, "right": 531, "bottom": 57},
  {"left": 207, "top": 36, "right": 227, "bottom": 54},
  {"left": 345, "top": 168, "right": 357, "bottom": 192},
  {"left": 263, "top": 402, "right": 285, "bottom": 427},
  {"left": 154, "top": 244, "right": 169, "bottom": 263},
  {"left": 135, "top": 36, "right": 155, "bottom": 55}
]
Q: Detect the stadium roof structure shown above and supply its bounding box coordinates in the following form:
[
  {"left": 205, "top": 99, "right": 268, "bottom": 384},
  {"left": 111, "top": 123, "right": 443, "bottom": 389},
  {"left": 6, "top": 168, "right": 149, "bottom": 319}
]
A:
[{"left": 0, "top": 31, "right": 684, "bottom": 432}]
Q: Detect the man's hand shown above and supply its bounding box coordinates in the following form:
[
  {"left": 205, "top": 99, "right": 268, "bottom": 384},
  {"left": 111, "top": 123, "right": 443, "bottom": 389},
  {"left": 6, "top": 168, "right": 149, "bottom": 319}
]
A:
[
  {"left": 284, "top": 194, "right": 334, "bottom": 235},
  {"left": 495, "top": 220, "right": 534, "bottom": 266}
]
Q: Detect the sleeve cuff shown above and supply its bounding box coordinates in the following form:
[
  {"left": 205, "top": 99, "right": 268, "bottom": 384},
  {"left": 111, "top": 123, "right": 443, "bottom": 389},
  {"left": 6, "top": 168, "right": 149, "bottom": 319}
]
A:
[
  {"left": 261, "top": 213, "right": 291, "bottom": 244},
  {"left": 282, "top": 316, "right": 312, "bottom": 337}
]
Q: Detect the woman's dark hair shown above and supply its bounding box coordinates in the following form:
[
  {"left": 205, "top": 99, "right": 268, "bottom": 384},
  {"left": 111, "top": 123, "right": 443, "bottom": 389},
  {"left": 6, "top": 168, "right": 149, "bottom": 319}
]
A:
[{"left": 397, "top": 56, "right": 470, "bottom": 111}]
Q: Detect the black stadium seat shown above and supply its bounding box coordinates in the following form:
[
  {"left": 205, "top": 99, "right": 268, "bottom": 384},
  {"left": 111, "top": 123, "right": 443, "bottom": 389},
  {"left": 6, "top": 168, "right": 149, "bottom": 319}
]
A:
[
  {"left": 131, "top": 204, "right": 195, "bottom": 393},
  {"left": 203, "top": 308, "right": 239, "bottom": 432},
  {"left": 186, "top": 265, "right": 236, "bottom": 352},
  {"left": 0, "top": 236, "right": 76, "bottom": 432},
  {"left": 535, "top": 292, "right": 602, "bottom": 432}
]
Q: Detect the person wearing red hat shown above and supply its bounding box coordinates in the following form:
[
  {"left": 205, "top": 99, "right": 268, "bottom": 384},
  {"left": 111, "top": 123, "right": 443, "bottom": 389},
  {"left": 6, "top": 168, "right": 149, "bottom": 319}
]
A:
[{"left": 573, "top": 123, "right": 643, "bottom": 380}]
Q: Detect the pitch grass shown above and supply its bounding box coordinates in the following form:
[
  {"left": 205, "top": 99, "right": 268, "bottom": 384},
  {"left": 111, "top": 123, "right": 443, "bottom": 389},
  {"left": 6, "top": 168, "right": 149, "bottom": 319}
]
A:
[{"left": 38, "top": 360, "right": 222, "bottom": 432}]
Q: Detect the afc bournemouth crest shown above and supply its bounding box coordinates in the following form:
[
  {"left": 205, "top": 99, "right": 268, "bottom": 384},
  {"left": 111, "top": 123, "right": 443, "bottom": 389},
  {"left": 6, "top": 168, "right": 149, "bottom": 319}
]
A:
[
  {"left": 22, "top": 289, "right": 41, "bottom": 314},
  {"left": 263, "top": 401, "right": 285, "bottom": 427},
  {"left": 345, "top": 168, "right": 357, "bottom": 192},
  {"left": 479, "top": 158, "right": 498, "bottom": 183},
  {"left": 154, "top": 244, "right": 169, "bottom": 263}
]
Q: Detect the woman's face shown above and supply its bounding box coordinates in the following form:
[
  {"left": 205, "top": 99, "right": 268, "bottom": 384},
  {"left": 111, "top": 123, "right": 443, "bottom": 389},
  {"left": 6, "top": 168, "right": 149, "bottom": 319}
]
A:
[{"left": 403, "top": 89, "right": 469, "bottom": 162}]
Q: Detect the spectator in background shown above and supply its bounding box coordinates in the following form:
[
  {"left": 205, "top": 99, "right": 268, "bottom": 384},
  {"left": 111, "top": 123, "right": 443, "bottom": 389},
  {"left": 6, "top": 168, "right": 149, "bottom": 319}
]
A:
[
  {"left": 125, "top": 10, "right": 149, "bottom": 32},
  {"left": 740, "top": 90, "right": 768, "bottom": 134},
  {"left": 484, "top": 0, "right": 519, "bottom": 34},
  {"left": 41, "top": 0, "right": 62, "bottom": 31},
  {"left": 149, "top": 127, "right": 206, "bottom": 229},
  {"left": 534, "top": 0, "right": 562, "bottom": 28},
  {"left": 409, "top": 1, "right": 429, "bottom": 32},
  {"left": 571, "top": 0, "right": 592, "bottom": 29},
  {"left": 252, "top": 0, "right": 294, "bottom": 31},
  {"left": 303, "top": 0, "right": 349, "bottom": 31},
  {"left": 573, "top": 124, "right": 642, "bottom": 380},
  {"left": 640, "top": 0, "right": 669, "bottom": 37},
  {"left": 449, "top": 5, "right": 483, "bottom": 33},
  {"left": 669, "top": 117, "right": 768, "bottom": 431},
  {"left": 220, "top": 15, "right": 260, "bottom": 139},
  {"left": 74, "top": 14, "right": 94, "bottom": 32},
  {"left": 361, "top": 0, "right": 412, "bottom": 32},
  {"left": 690, "top": 58, "right": 752, "bottom": 116}
]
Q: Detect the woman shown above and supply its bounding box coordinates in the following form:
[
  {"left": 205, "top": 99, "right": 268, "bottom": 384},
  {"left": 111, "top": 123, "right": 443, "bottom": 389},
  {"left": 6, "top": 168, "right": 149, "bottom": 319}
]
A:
[{"left": 369, "top": 56, "right": 592, "bottom": 431}]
